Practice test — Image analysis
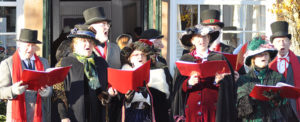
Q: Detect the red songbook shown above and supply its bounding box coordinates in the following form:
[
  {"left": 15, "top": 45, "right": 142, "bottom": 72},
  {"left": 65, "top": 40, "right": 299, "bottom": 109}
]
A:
[
  {"left": 107, "top": 60, "right": 150, "bottom": 94},
  {"left": 249, "top": 82, "right": 300, "bottom": 101},
  {"left": 22, "top": 66, "right": 71, "bottom": 91},
  {"left": 175, "top": 60, "right": 230, "bottom": 78},
  {"left": 222, "top": 53, "right": 243, "bottom": 71}
]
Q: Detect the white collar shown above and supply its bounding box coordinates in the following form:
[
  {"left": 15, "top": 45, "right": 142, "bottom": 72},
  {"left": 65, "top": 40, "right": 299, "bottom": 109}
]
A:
[
  {"left": 195, "top": 49, "right": 209, "bottom": 59},
  {"left": 18, "top": 51, "right": 36, "bottom": 61},
  {"left": 278, "top": 52, "right": 289, "bottom": 58}
]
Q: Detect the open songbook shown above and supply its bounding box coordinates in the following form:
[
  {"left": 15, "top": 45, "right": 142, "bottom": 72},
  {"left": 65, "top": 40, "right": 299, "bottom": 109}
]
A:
[
  {"left": 249, "top": 82, "right": 300, "bottom": 101},
  {"left": 175, "top": 60, "right": 230, "bottom": 78},
  {"left": 222, "top": 53, "right": 243, "bottom": 71},
  {"left": 22, "top": 66, "right": 72, "bottom": 91},
  {"left": 107, "top": 60, "right": 150, "bottom": 94}
]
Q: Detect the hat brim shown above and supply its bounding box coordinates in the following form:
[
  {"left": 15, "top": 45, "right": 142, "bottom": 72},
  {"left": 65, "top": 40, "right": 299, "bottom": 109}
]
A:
[
  {"left": 84, "top": 17, "right": 111, "bottom": 25},
  {"left": 270, "top": 34, "right": 291, "bottom": 42},
  {"left": 180, "top": 31, "right": 220, "bottom": 50},
  {"left": 17, "top": 39, "right": 42, "bottom": 44},
  {"left": 245, "top": 49, "right": 278, "bottom": 67},
  {"left": 155, "top": 35, "right": 164, "bottom": 39},
  {"left": 201, "top": 22, "right": 224, "bottom": 28},
  {"left": 67, "top": 34, "right": 98, "bottom": 43}
]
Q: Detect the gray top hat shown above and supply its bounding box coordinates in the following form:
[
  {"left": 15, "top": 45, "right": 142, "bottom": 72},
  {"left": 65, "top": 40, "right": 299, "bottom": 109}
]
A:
[
  {"left": 83, "top": 7, "right": 111, "bottom": 25},
  {"left": 18, "top": 29, "right": 41, "bottom": 44}
]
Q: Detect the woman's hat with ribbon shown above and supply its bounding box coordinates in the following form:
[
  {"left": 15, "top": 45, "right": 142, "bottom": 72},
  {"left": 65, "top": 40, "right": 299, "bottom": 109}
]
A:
[
  {"left": 244, "top": 36, "right": 278, "bottom": 66},
  {"left": 179, "top": 24, "right": 220, "bottom": 50}
]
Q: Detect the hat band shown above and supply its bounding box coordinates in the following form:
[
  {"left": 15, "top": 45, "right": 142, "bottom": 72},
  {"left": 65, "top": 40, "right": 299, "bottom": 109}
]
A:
[
  {"left": 76, "top": 30, "right": 95, "bottom": 38},
  {"left": 139, "top": 39, "right": 153, "bottom": 46},
  {"left": 202, "top": 19, "right": 221, "bottom": 24}
]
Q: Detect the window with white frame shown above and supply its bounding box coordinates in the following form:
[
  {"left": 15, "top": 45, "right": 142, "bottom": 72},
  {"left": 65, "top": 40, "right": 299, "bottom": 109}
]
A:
[
  {"left": 0, "top": 0, "right": 17, "bottom": 58},
  {"left": 169, "top": 0, "right": 271, "bottom": 75}
]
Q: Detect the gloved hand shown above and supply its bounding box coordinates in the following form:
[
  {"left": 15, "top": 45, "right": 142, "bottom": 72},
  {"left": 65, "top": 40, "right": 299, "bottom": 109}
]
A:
[
  {"left": 137, "top": 86, "right": 148, "bottom": 98},
  {"left": 97, "top": 91, "right": 111, "bottom": 105},
  {"left": 38, "top": 85, "right": 52, "bottom": 97},
  {"left": 12, "top": 81, "right": 28, "bottom": 96},
  {"left": 125, "top": 90, "right": 135, "bottom": 103},
  {"left": 262, "top": 90, "right": 283, "bottom": 106}
]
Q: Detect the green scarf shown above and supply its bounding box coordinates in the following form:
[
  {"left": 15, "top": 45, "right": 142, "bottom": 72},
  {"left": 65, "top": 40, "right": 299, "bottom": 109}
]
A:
[
  {"left": 254, "top": 66, "right": 268, "bottom": 84},
  {"left": 74, "top": 53, "right": 100, "bottom": 90}
]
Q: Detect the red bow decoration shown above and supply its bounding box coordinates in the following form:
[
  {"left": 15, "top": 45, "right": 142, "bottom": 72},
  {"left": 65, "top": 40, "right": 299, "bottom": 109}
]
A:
[{"left": 139, "top": 39, "right": 153, "bottom": 46}]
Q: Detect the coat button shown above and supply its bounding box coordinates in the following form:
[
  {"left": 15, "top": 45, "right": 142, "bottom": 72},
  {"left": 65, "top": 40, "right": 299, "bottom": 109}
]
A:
[
  {"left": 198, "top": 112, "right": 202, "bottom": 116},
  {"left": 198, "top": 93, "right": 201, "bottom": 95},
  {"left": 197, "top": 101, "right": 201, "bottom": 105}
]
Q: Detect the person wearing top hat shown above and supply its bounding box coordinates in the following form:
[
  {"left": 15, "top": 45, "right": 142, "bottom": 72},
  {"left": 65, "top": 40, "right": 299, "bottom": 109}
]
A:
[
  {"left": 0, "top": 28, "right": 52, "bottom": 122},
  {"left": 139, "top": 29, "right": 168, "bottom": 65},
  {"left": 83, "top": 6, "right": 121, "bottom": 69},
  {"left": 171, "top": 24, "right": 237, "bottom": 122},
  {"left": 83, "top": 6, "right": 122, "bottom": 122},
  {"left": 200, "top": 9, "right": 235, "bottom": 54},
  {"left": 268, "top": 21, "right": 300, "bottom": 118},
  {"left": 52, "top": 24, "right": 109, "bottom": 122},
  {"left": 236, "top": 36, "right": 298, "bottom": 121}
]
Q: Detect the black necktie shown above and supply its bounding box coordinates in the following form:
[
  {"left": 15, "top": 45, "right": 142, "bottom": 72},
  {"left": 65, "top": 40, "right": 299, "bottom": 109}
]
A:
[{"left": 27, "top": 59, "right": 32, "bottom": 70}]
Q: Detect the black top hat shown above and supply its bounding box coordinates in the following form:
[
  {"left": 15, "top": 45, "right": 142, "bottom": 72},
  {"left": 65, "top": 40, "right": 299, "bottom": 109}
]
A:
[
  {"left": 67, "top": 24, "right": 97, "bottom": 43},
  {"left": 83, "top": 7, "right": 111, "bottom": 25},
  {"left": 200, "top": 9, "right": 224, "bottom": 28},
  {"left": 140, "top": 29, "right": 164, "bottom": 40},
  {"left": 270, "top": 21, "right": 291, "bottom": 42},
  {"left": 18, "top": 29, "right": 41, "bottom": 44},
  {"left": 180, "top": 25, "right": 220, "bottom": 50}
]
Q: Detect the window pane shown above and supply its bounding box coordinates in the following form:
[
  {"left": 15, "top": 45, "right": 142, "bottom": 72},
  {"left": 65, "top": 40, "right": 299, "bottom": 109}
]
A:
[
  {"left": 200, "top": 5, "right": 220, "bottom": 13},
  {"left": 245, "top": 32, "right": 265, "bottom": 42},
  {"left": 223, "top": 5, "right": 243, "bottom": 31},
  {"left": 178, "top": 5, "right": 198, "bottom": 31},
  {"left": 245, "top": 5, "right": 266, "bottom": 31},
  {"left": 222, "top": 32, "right": 242, "bottom": 48},
  {"left": 0, "top": 35, "right": 16, "bottom": 56},
  {"left": 0, "top": 7, "right": 16, "bottom": 32}
]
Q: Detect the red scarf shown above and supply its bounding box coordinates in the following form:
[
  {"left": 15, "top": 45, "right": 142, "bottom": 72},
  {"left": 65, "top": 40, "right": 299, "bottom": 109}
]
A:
[
  {"left": 94, "top": 42, "right": 107, "bottom": 59},
  {"left": 12, "top": 50, "right": 44, "bottom": 122},
  {"left": 269, "top": 50, "right": 300, "bottom": 114},
  {"left": 214, "top": 43, "right": 221, "bottom": 52}
]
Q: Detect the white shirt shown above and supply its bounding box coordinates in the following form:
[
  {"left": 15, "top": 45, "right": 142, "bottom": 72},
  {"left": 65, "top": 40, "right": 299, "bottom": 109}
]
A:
[
  {"left": 195, "top": 49, "right": 209, "bottom": 63},
  {"left": 96, "top": 45, "right": 105, "bottom": 57},
  {"left": 18, "top": 51, "right": 35, "bottom": 69},
  {"left": 277, "top": 52, "right": 290, "bottom": 74}
]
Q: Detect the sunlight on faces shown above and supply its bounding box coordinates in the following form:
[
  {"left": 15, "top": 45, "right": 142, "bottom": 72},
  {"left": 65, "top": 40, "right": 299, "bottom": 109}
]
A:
[
  {"left": 253, "top": 52, "right": 270, "bottom": 68},
  {"left": 191, "top": 35, "right": 210, "bottom": 50},
  {"left": 72, "top": 38, "right": 95, "bottom": 57},
  {"left": 90, "top": 21, "right": 110, "bottom": 43},
  {"left": 129, "top": 50, "right": 147, "bottom": 68},
  {"left": 153, "top": 38, "right": 164, "bottom": 49},
  {"left": 272, "top": 37, "right": 291, "bottom": 57},
  {"left": 17, "top": 41, "right": 37, "bottom": 59}
]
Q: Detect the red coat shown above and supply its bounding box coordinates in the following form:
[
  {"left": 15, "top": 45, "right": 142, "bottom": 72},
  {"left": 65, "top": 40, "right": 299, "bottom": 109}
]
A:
[{"left": 182, "top": 77, "right": 218, "bottom": 122}]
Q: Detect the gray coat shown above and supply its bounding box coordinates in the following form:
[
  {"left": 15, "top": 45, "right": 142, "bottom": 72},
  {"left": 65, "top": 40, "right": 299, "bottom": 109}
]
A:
[
  {"left": 0, "top": 56, "right": 51, "bottom": 122},
  {"left": 94, "top": 42, "right": 121, "bottom": 69}
]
